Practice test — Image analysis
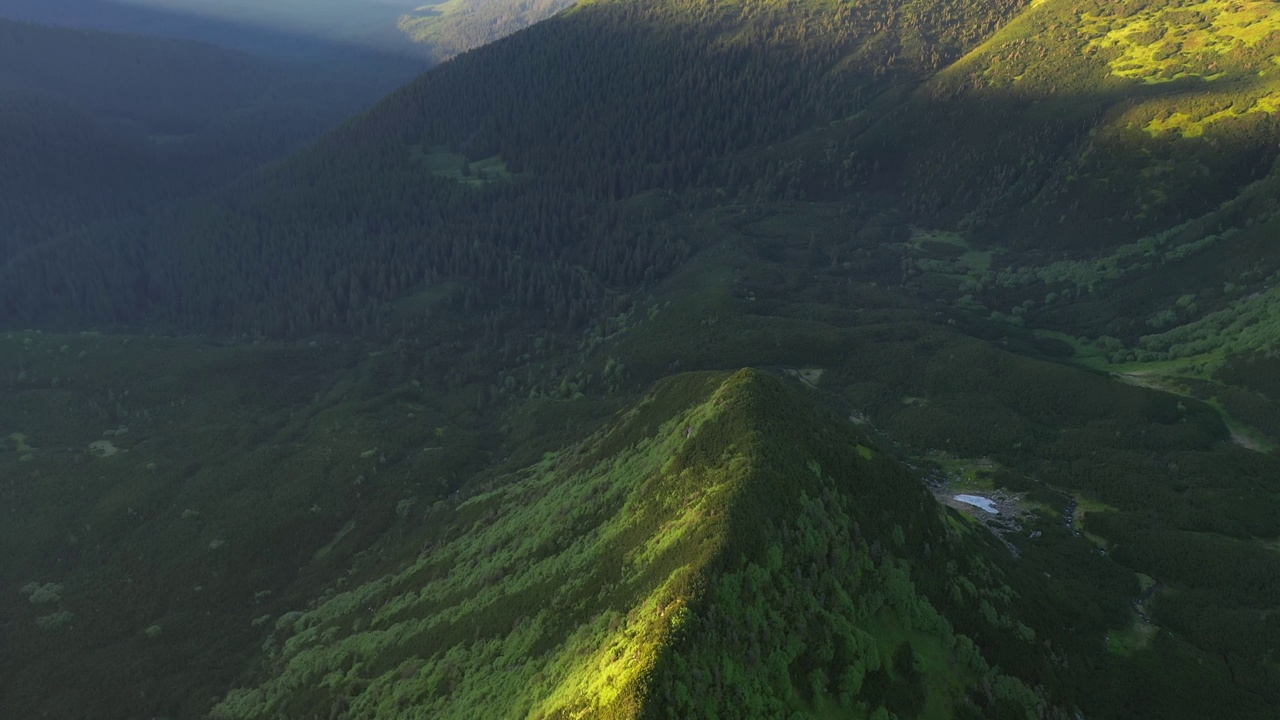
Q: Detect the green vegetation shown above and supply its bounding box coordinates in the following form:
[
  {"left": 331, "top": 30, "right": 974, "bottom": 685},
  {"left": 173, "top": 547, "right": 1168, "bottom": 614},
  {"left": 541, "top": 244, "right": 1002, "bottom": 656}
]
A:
[
  {"left": 207, "top": 371, "right": 1064, "bottom": 718},
  {"left": 4, "top": 0, "right": 1280, "bottom": 716}
]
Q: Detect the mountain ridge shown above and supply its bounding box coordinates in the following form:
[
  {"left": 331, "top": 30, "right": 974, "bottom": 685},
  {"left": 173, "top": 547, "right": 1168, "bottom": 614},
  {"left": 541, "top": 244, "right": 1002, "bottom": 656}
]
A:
[{"left": 206, "top": 369, "right": 1070, "bottom": 719}]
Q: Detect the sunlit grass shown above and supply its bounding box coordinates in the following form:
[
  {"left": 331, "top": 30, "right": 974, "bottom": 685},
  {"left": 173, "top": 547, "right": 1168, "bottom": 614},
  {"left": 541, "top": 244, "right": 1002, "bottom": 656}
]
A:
[
  {"left": 1081, "top": 1, "right": 1280, "bottom": 84},
  {"left": 1074, "top": 1, "right": 1280, "bottom": 135}
]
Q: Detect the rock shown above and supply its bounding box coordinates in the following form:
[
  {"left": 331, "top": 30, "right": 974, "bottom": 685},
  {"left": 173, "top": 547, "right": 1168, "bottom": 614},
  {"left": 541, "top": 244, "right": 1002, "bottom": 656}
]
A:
[{"left": 88, "top": 440, "right": 119, "bottom": 457}]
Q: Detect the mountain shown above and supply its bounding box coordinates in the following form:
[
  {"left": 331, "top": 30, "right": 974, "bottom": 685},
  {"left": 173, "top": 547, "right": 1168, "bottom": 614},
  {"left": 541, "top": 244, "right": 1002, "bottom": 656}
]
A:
[
  {"left": 202, "top": 367, "right": 1273, "bottom": 719},
  {"left": 4, "top": 0, "right": 1277, "bottom": 371},
  {"left": 206, "top": 369, "right": 1074, "bottom": 718},
  {"left": 0, "top": 0, "right": 1030, "bottom": 334},
  {"left": 2, "top": 0, "right": 1280, "bottom": 717},
  {"left": 0, "top": 17, "right": 422, "bottom": 258}
]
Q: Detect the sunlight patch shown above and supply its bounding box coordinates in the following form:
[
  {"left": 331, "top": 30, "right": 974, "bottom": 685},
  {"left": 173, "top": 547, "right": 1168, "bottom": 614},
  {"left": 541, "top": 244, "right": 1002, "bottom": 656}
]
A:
[
  {"left": 1080, "top": 1, "right": 1280, "bottom": 84},
  {"left": 1142, "top": 86, "right": 1280, "bottom": 137}
]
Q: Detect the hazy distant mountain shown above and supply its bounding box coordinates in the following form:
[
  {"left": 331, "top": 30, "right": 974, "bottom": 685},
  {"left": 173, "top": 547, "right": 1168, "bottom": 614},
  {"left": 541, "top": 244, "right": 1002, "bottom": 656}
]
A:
[
  {"left": 0, "top": 17, "right": 421, "bottom": 258},
  {"left": 0, "top": 0, "right": 577, "bottom": 60},
  {"left": 0, "top": 0, "right": 362, "bottom": 58}
]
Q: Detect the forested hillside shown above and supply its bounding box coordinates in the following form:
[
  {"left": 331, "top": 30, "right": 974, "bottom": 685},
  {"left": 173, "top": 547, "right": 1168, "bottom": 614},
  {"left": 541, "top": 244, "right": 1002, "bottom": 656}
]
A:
[
  {"left": 0, "top": 0, "right": 1029, "bottom": 335},
  {"left": 853, "top": 0, "right": 1280, "bottom": 249},
  {"left": 3, "top": 0, "right": 1279, "bottom": 717}
]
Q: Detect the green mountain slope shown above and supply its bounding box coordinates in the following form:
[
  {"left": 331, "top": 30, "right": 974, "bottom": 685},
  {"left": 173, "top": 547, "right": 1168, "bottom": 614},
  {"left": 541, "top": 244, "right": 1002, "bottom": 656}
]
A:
[
  {"left": 208, "top": 369, "right": 1064, "bottom": 718},
  {"left": 845, "top": 0, "right": 1280, "bottom": 249}
]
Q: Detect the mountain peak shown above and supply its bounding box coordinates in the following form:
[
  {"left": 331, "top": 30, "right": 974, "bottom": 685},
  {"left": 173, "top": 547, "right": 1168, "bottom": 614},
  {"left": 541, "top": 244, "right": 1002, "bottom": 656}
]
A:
[{"left": 209, "top": 369, "right": 1058, "bottom": 718}]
